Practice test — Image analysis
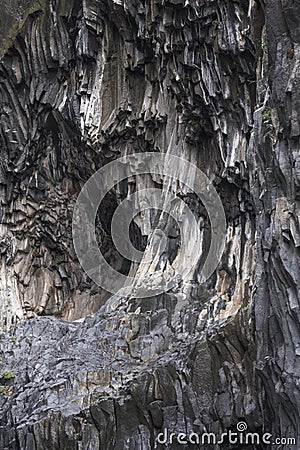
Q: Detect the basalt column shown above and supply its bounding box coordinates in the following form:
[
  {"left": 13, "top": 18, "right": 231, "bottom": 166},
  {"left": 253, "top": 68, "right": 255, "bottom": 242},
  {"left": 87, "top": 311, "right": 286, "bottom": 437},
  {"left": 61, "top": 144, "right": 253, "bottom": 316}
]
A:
[{"left": 0, "top": 1, "right": 299, "bottom": 449}]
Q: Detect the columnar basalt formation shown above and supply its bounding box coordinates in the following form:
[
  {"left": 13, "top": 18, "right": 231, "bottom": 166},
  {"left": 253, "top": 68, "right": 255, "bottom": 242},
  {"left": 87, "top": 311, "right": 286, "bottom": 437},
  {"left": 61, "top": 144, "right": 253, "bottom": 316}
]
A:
[{"left": 0, "top": 0, "right": 299, "bottom": 449}]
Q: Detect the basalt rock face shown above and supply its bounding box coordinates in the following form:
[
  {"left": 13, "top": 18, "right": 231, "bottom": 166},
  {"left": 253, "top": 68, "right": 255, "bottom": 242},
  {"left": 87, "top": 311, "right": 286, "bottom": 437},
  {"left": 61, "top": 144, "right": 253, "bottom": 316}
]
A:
[
  {"left": 0, "top": 0, "right": 258, "bottom": 328},
  {"left": 0, "top": 0, "right": 299, "bottom": 449}
]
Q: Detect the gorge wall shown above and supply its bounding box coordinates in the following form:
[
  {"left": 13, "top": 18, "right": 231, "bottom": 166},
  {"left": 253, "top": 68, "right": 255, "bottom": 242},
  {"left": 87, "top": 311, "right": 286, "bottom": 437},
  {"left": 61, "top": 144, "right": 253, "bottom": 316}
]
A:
[{"left": 0, "top": 0, "right": 299, "bottom": 448}]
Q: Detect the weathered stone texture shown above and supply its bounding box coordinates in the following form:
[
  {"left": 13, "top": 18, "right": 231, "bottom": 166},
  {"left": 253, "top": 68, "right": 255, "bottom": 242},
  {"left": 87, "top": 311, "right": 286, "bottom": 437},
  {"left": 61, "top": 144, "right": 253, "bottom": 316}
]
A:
[{"left": 0, "top": 0, "right": 299, "bottom": 449}]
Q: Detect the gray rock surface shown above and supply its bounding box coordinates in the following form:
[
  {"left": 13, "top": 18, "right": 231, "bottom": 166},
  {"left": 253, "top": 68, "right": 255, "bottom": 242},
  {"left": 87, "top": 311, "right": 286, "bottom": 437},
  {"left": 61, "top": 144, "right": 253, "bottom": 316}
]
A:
[{"left": 0, "top": 0, "right": 299, "bottom": 449}]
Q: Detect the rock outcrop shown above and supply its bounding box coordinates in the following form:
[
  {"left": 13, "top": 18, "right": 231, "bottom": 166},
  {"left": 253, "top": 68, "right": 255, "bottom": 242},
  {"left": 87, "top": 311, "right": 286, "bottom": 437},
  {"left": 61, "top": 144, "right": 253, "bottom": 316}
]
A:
[{"left": 0, "top": 0, "right": 299, "bottom": 449}]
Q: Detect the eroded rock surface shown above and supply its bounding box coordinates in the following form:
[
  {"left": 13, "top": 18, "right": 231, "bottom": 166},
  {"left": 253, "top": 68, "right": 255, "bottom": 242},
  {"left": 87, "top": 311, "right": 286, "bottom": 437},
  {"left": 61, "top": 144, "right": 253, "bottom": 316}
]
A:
[{"left": 0, "top": 0, "right": 299, "bottom": 449}]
